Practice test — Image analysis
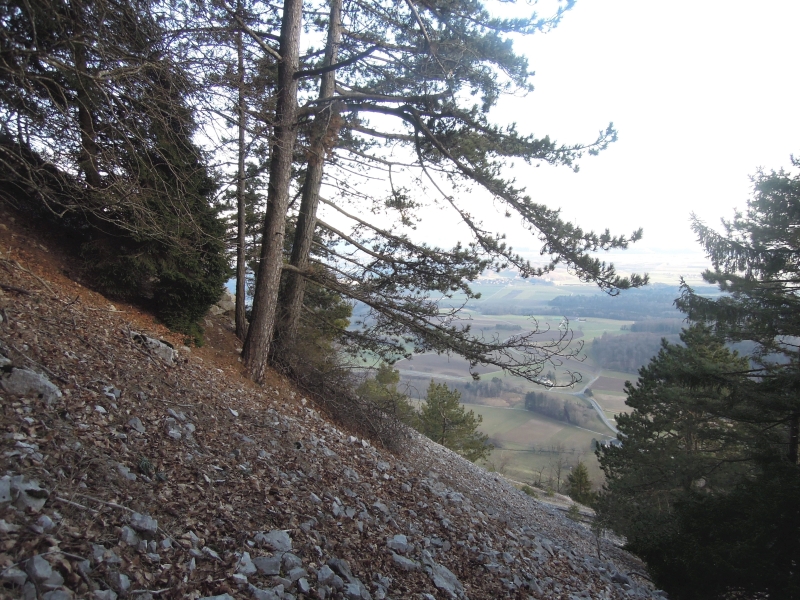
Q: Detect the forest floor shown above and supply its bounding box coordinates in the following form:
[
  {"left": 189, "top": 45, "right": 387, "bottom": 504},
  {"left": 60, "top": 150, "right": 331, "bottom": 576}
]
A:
[{"left": 0, "top": 207, "right": 665, "bottom": 599}]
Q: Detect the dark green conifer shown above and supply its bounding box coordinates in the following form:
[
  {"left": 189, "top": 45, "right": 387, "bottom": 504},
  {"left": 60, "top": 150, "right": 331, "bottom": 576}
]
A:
[
  {"left": 418, "top": 381, "right": 492, "bottom": 462},
  {"left": 598, "top": 160, "right": 800, "bottom": 599}
]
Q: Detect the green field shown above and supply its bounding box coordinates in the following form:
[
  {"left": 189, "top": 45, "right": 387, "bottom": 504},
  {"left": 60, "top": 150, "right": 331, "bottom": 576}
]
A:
[
  {"left": 382, "top": 282, "right": 647, "bottom": 490},
  {"left": 396, "top": 304, "right": 639, "bottom": 488},
  {"left": 466, "top": 403, "right": 611, "bottom": 487}
]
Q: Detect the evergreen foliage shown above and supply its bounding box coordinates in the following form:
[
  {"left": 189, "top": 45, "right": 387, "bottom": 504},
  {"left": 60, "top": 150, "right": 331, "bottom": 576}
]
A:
[
  {"left": 235, "top": 0, "right": 648, "bottom": 383},
  {"left": 598, "top": 161, "right": 800, "bottom": 599},
  {"left": 355, "top": 364, "right": 416, "bottom": 427},
  {"left": 566, "top": 461, "right": 594, "bottom": 505},
  {"left": 0, "top": 0, "right": 229, "bottom": 340},
  {"left": 418, "top": 381, "right": 492, "bottom": 462}
]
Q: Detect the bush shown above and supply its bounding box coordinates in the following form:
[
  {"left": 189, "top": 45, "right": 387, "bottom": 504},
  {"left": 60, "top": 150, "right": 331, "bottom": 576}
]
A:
[
  {"left": 271, "top": 291, "right": 411, "bottom": 451},
  {"left": 1, "top": 137, "right": 229, "bottom": 344}
]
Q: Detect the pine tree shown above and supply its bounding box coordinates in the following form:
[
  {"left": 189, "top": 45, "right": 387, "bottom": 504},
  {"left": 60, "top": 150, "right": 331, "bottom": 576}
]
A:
[
  {"left": 355, "top": 364, "right": 415, "bottom": 427},
  {"left": 598, "top": 160, "right": 800, "bottom": 598},
  {"left": 418, "top": 381, "right": 492, "bottom": 462},
  {"left": 566, "top": 461, "right": 594, "bottom": 505},
  {"left": 240, "top": 0, "right": 648, "bottom": 383}
]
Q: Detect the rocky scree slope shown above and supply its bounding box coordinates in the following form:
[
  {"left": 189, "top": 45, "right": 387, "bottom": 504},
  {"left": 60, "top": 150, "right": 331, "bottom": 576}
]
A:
[{"left": 0, "top": 219, "right": 665, "bottom": 599}]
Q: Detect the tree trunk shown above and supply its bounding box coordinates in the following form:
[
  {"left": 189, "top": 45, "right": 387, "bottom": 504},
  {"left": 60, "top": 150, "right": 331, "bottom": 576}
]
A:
[
  {"left": 234, "top": 2, "right": 248, "bottom": 341},
  {"left": 789, "top": 412, "right": 799, "bottom": 465},
  {"left": 72, "top": 33, "right": 101, "bottom": 188},
  {"left": 241, "top": 0, "right": 303, "bottom": 382},
  {"left": 274, "top": 0, "right": 343, "bottom": 351}
]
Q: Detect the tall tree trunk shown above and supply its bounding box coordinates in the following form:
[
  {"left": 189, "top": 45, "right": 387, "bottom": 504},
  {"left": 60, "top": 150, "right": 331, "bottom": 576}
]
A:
[
  {"left": 234, "top": 2, "right": 248, "bottom": 341},
  {"left": 789, "top": 412, "right": 799, "bottom": 465},
  {"left": 241, "top": 0, "right": 303, "bottom": 382},
  {"left": 72, "top": 33, "right": 101, "bottom": 188},
  {"left": 273, "top": 0, "right": 343, "bottom": 351}
]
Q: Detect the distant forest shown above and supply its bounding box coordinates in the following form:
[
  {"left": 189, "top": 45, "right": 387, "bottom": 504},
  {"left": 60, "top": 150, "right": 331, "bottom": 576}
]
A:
[
  {"left": 546, "top": 285, "right": 718, "bottom": 320},
  {"left": 591, "top": 331, "right": 681, "bottom": 373},
  {"left": 524, "top": 391, "right": 602, "bottom": 429},
  {"left": 448, "top": 377, "right": 517, "bottom": 402},
  {"left": 629, "top": 318, "right": 685, "bottom": 333}
]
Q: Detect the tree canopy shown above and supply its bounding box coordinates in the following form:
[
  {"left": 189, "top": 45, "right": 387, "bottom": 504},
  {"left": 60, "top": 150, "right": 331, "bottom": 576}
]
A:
[
  {"left": 598, "top": 162, "right": 800, "bottom": 599},
  {"left": 418, "top": 381, "right": 492, "bottom": 462},
  {"left": 0, "top": 0, "right": 649, "bottom": 417},
  {"left": 231, "top": 0, "right": 648, "bottom": 382}
]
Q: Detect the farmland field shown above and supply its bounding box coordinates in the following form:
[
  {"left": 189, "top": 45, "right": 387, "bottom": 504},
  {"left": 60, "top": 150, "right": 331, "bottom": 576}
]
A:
[
  {"left": 467, "top": 403, "right": 610, "bottom": 485},
  {"left": 592, "top": 392, "right": 630, "bottom": 422},
  {"left": 384, "top": 281, "right": 651, "bottom": 489},
  {"left": 591, "top": 375, "right": 628, "bottom": 394},
  {"left": 394, "top": 353, "right": 499, "bottom": 378}
]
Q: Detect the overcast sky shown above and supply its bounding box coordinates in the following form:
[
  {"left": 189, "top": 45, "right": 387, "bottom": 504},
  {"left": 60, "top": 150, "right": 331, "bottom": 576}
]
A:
[{"left": 406, "top": 0, "right": 800, "bottom": 267}]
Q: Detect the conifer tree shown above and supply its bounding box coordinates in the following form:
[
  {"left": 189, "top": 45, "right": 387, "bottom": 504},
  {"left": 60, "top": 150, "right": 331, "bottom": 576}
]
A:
[
  {"left": 598, "top": 160, "right": 800, "bottom": 598},
  {"left": 259, "top": 0, "right": 647, "bottom": 382},
  {"left": 418, "top": 381, "right": 492, "bottom": 462},
  {"left": 566, "top": 461, "right": 594, "bottom": 505}
]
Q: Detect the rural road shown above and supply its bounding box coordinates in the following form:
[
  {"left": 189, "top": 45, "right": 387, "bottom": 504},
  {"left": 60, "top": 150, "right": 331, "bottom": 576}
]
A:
[
  {"left": 587, "top": 397, "right": 619, "bottom": 435},
  {"left": 400, "top": 365, "right": 620, "bottom": 436},
  {"left": 575, "top": 375, "right": 620, "bottom": 435},
  {"left": 553, "top": 373, "right": 621, "bottom": 436}
]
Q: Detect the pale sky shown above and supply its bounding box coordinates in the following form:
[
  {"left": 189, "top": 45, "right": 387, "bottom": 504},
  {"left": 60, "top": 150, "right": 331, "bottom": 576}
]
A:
[
  {"left": 491, "top": 0, "right": 800, "bottom": 256},
  {"left": 378, "top": 0, "right": 800, "bottom": 278},
  {"left": 314, "top": 1, "right": 800, "bottom": 284}
]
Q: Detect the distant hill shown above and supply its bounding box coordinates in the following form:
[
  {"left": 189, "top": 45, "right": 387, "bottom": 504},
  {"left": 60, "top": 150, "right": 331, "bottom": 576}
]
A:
[{"left": 547, "top": 284, "right": 719, "bottom": 320}]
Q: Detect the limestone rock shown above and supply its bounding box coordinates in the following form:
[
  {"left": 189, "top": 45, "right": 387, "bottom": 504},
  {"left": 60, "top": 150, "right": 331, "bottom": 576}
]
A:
[
  {"left": 256, "top": 529, "right": 292, "bottom": 552},
  {"left": 2, "top": 566, "right": 27, "bottom": 586},
  {"left": 237, "top": 551, "right": 257, "bottom": 576},
  {"left": 253, "top": 555, "right": 281, "bottom": 576},
  {"left": 387, "top": 534, "right": 409, "bottom": 554},
  {"left": 1, "top": 368, "right": 62, "bottom": 403},
  {"left": 391, "top": 552, "right": 420, "bottom": 571},
  {"left": 25, "top": 555, "right": 53, "bottom": 582},
  {"left": 130, "top": 332, "right": 175, "bottom": 364},
  {"left": 119, "top": 525, "right": 140, "bottom": 545},
  {"left": 130, "top": 512, "right": 158, "bottom": 535}
]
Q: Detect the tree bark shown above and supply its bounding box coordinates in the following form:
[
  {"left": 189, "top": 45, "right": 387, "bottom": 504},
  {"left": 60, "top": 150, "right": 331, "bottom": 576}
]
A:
[
  {"left": 234, "top": 1, "right": 248, "bottom": 341},
  {"left": 274, "top": 0, "right": 343, "bottom": 351},
  {"left": 789, "top": 412, "right": 799, "bottom": 465},
  {"left": 241, "top": 0, "right": 303, "bottom": 382},
  {"left": 72, "top": 32, "right": 101, "bottom": 188}
]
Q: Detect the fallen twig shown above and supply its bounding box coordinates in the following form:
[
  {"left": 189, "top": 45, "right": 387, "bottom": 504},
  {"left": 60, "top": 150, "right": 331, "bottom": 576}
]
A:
[
  {"left": 72, "top": 493, "right": 136, "bottom": 513},
  {"left": 54, "top": 495, "right": 101, "bottom": 515},
  {"left": 0, "top": 256, "right": 56, "bottom": 296},
  {"left": 7, "top": 341, "right": 70, "bottom": 384},
  {"left": 0, "top": 282, "right": 31, "bottom": 295}
]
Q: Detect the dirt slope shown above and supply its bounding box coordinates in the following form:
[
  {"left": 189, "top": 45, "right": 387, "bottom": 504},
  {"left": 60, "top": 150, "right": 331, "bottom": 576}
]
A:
[{"left": 0, "top": 212, "right": 665, "bottom": 599}]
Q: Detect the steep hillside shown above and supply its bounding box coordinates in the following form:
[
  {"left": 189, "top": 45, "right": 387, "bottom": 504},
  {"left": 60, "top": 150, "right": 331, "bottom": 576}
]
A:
[{"left": 0, "top": 212, "right": 665, "bottom": 599}]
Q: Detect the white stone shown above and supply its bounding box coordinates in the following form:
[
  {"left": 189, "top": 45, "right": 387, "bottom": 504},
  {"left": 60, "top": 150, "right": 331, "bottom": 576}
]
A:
[{"left": 1, "top": 368, "right": 61, "bottom": 403}]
